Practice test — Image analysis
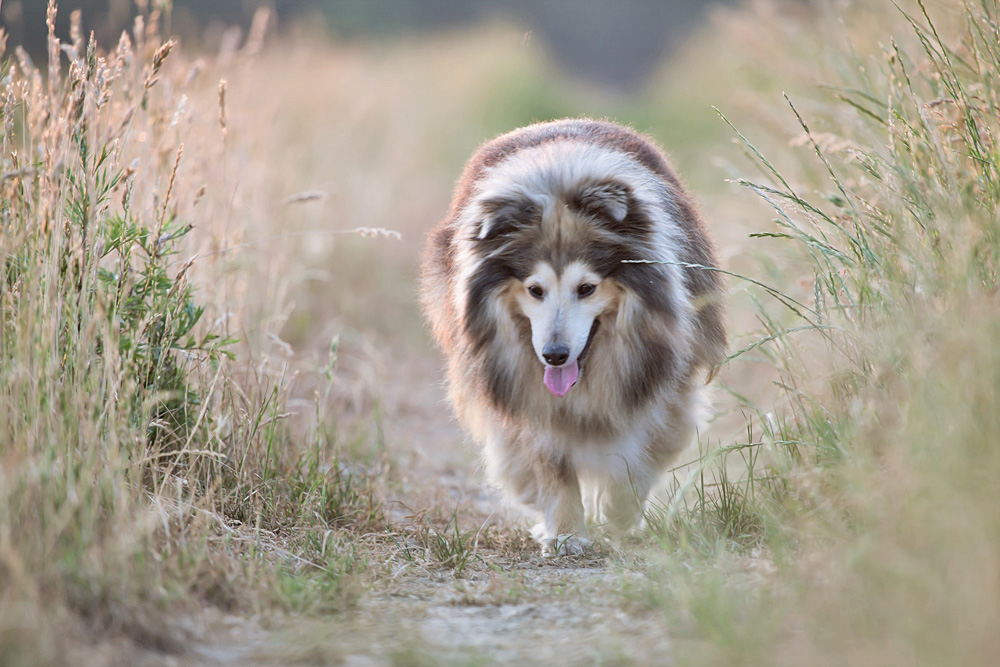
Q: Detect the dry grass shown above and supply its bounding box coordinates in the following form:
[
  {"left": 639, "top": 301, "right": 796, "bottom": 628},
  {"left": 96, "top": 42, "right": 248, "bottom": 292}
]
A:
[
  {"left": 634, "top": 1, "right": 1000, "bottom": 664},
  {"left": 0, "top": 4, "right": 397, "bottom": 660}
]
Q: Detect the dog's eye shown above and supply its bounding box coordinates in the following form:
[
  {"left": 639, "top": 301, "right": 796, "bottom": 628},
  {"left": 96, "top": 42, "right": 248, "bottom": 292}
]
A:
[
  {"left": 528, "top": 285, "right": 545, "bottom": 299},
  {"left": 577, "top": 283, "right": 596, "bottom": 298}
]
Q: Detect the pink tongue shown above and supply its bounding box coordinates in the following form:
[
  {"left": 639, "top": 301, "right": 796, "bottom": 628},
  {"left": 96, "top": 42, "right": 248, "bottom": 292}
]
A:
[{"left": 543, "top": 360, "right": 580, "bottom": 397}]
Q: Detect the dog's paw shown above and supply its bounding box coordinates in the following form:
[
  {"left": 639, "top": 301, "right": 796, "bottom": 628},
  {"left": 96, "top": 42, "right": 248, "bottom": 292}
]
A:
[{"left": 539, "top": 533, "right": 592, "bottom": 557}]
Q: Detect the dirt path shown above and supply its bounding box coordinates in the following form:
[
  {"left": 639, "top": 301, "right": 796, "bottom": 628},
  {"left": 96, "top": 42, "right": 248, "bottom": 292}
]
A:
[
  {"left": 171, "top": 555, "right": 672, "bottom": 665},
  {"left": 172, "top": 557, "right": 669, "bottom": 666}
]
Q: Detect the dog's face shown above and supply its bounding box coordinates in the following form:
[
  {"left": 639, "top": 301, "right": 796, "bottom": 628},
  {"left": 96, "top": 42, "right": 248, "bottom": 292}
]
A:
[
  {"left": 513, "top": 260, "right": 610, "bottom": 396},
  {"left": 470, "top": 177, "right": 641, "bottom": 396}
]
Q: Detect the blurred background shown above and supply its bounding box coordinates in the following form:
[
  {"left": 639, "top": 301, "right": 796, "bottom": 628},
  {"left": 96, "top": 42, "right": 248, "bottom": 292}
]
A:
[{"left": 3, "top": 0, "right": 738, "bottom": 93}]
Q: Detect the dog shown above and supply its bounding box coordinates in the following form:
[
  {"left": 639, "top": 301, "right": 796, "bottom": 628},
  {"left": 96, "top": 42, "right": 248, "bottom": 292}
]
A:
[{"left": 421, "top": 119, "right": 726, "bottom": 556}]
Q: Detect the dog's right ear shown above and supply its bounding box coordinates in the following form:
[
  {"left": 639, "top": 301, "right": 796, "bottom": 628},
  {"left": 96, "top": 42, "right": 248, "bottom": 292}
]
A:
[
  {"left": 476, "top": 195, "right": 539, "bottom": 241},
  {"left": 571, "top": 179, "right": 631, "bottom": 227}
]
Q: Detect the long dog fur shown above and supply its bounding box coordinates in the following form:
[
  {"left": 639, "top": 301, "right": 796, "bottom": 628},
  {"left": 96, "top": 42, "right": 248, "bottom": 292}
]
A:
[{"left": 421, "top": 118, "right": 725, "bottom": 555}]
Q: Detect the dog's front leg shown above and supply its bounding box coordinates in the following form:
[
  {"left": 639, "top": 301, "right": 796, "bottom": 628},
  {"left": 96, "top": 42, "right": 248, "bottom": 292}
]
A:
[
  {"left": 484, "top": 436, "right": 590, "bottom": 556},
  {"left": 527, "top": 465, "right": 591, "bottom": 557}
]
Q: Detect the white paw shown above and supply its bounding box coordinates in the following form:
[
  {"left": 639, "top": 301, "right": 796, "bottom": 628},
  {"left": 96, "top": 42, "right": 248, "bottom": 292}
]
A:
[{"left": 538, "top": 533, "right": 592, "bottom": 557}]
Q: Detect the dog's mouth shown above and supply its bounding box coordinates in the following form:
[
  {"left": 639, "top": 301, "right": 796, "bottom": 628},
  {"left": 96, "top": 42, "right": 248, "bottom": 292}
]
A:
[{"left": 542, "top": 319, "right": 600, "bottom": 398}]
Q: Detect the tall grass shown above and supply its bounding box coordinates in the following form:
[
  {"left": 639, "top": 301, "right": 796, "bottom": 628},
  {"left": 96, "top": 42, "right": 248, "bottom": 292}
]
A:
[
  {"left": 0, "top": 4, "right": 385, "bottom": 658},
  {"left": 640, "top": 1, "right": 1000, "bottom": 663}
]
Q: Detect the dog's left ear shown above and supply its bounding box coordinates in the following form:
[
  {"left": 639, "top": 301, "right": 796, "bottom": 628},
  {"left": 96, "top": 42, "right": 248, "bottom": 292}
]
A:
[{"left": 571, "top": 179, "right": 631, "bottom": 226}]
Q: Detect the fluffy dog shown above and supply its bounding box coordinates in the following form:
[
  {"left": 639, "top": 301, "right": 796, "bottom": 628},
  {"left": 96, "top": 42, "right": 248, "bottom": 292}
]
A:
[{"left": 421, "top": 119, "right": 725, "bottom": 555}]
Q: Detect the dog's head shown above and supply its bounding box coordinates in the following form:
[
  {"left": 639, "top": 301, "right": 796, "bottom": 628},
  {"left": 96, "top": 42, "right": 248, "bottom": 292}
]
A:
[{"left": 473, "top": 178, "right": 642, "bottom": 397}]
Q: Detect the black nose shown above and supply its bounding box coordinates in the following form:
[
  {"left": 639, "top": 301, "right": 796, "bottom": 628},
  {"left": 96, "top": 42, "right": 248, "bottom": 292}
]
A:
[{"left": 543, "top": 343, "right": 570, "bottom": 366}]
